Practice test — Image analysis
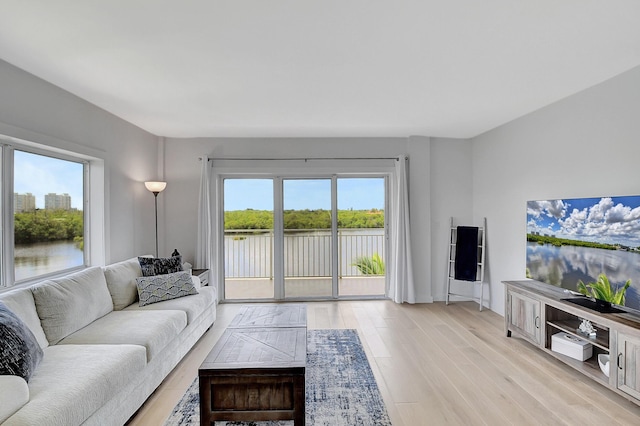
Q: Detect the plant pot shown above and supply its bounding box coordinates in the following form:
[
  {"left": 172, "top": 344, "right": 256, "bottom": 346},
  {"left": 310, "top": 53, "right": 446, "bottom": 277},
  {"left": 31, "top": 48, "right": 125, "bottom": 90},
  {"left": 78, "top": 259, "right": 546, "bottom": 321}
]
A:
[{"left": 595, "top": 298, "right": 612, "bottom": 312}]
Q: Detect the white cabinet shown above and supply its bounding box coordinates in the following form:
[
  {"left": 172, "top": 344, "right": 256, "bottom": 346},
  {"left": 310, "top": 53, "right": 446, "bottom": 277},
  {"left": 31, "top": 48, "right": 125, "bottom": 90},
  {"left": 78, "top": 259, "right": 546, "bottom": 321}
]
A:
[
  {"left": 617, "top": 332, "right": 640, "bottom": 400},
  {"left": 506, "top": 289, "right": 541, "bottom": 346}
]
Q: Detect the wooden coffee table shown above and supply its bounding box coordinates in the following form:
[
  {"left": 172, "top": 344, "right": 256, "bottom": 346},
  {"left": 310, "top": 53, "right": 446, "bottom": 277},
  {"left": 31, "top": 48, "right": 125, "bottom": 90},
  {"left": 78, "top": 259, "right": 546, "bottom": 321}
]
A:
[{"left": 199, "top": 305, "right": 307, "bottom": 425}]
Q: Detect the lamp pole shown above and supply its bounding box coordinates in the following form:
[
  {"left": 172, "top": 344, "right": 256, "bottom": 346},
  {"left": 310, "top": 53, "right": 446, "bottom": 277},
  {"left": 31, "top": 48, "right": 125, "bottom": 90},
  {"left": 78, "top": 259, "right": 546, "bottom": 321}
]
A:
[
  {"left": 144, "top": 181, "right": 167, "bottom": 257},
  {"left": 153, "top": 191, "right": 160, "bottom": 257}
]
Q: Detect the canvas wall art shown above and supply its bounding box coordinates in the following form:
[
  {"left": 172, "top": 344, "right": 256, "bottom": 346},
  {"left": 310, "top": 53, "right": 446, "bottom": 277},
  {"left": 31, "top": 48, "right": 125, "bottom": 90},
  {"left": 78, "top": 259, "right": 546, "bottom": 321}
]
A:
[{"left": 527, "top": 195, "right": 640, "bottom": 312}]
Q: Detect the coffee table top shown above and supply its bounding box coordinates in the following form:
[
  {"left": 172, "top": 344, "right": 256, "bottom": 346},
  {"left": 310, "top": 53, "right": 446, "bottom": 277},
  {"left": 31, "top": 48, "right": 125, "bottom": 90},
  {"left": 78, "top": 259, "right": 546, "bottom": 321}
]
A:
[
  {"left": 200, "top": 327, "right": 306, "bottom": 371},
  {"left": 229, "top": 304, "right": 307, "bottom": 328}
]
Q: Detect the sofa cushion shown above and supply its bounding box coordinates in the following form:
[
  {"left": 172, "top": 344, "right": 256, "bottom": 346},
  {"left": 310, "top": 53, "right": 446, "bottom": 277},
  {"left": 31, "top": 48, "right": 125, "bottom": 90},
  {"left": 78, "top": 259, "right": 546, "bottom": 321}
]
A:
[
  {"left": 0, "top": 287, "right": 49, "bottom": 349},
  {"left": 136, "top": 271, "right": 198, "bottom": 306},
  {"left": 103, "top": 257, "right": 143, "bottom": 310},
  {"left": 57, "top": 310, "right": 186, "bottom": 362},
  {"left": 0, "top": 302, "right": 44, "bottom": 382},
  {"left": 138, "top": 256, "right": 183, "bottom": 276},
  {"left": 31, "top": 267, "right": 113, "bottom": 345},
  {"left": 125, "top": 285, "right": 215, "bottom": 324},
  {"left": 2, "top": 344, "right": 146, "bottom": 426},
  {"left": 0, "top": 375, "right": 29, "bottom": 423}
]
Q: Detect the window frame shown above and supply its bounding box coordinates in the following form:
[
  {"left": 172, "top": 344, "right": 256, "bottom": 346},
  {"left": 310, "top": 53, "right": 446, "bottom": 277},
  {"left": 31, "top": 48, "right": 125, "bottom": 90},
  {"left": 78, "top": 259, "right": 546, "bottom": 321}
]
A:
[
  {"left": 213, "top": 158, "right": 394, "bottom": 302},
  {"left": 1, "top": 139, "right": 93, "bottom": 287}
]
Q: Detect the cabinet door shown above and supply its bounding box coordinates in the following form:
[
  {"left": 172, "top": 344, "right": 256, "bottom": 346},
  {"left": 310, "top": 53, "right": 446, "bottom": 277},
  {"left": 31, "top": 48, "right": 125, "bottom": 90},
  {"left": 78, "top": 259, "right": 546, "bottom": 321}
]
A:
[
  {"left": 617, "top": 332, "right": 640, "bottom": 400},
  {"left": 507, "top": 290, "right": 541, "bottom": 345}
]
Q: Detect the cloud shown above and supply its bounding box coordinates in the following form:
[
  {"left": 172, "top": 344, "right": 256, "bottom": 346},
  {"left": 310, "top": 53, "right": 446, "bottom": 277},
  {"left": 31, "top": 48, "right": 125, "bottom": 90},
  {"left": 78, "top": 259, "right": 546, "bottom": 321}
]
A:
[
  {"left": 527, "top": 200, "right": 568, "bottom": 220},
  {"left": 556, "top": 197, "right": 640, "bottom": 246},
  {"left": 527, "top": 201, "right": 545, "bottom": 219},
  {"left": 587, "top": 197, "right": 613, "bottom": 222},
  {"left": 545, "top": 199, "right": 568, "bottom": 219},
  {"left": 604, "top": 202, "right": 640, "bottom": 224},
  {"left": 527, "top": 218, "right": 542, "bottom": 233}
]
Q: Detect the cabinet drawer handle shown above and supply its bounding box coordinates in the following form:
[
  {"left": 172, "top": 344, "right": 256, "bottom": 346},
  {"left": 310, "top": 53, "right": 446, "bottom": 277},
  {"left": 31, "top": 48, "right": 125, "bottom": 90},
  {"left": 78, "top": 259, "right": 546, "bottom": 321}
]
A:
[
  {"left": 618, "top": 352, "right": 623, "bottom": 370},
  {"left": 535, "top": 316, "right": 540, "bottom": 329}
]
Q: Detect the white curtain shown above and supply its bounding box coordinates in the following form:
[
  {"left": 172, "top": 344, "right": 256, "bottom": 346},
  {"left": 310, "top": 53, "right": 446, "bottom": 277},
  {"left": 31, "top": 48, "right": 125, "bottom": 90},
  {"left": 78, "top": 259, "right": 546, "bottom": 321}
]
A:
[
  {"left": 196, "top": 157, "right": 213, "bottom": 288},
  {"left": 388, "top": 156, "right": 416, "bottom": 303}
]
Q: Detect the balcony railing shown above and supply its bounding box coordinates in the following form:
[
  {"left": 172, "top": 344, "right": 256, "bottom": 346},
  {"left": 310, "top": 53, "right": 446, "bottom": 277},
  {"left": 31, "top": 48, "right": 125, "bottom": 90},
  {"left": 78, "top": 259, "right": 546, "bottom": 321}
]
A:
[{"left": 224, "top": 229, "right": 385, "bottom": 279}]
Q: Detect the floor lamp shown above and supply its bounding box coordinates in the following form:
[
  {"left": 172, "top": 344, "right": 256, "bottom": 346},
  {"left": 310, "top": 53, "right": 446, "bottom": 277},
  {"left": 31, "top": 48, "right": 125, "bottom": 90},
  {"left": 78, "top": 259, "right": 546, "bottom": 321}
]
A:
[{"left": 144, "top": 181, "right": 167, "bottom": 257}]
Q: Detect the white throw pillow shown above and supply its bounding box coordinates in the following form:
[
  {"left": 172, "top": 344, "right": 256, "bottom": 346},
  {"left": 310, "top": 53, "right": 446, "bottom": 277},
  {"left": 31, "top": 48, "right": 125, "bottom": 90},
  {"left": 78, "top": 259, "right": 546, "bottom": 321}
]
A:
[
  {"left": 31, "top": 267, "right": 113, "bottom": 345},
  {"left": 191, "top": 275, "right": 201, "bottom": 289},
  {"left": 103, "top": 257, "right": 143, "bottom": 310},
  {"left": 0, "top": 288, "right": 49, "bottom": 350}
]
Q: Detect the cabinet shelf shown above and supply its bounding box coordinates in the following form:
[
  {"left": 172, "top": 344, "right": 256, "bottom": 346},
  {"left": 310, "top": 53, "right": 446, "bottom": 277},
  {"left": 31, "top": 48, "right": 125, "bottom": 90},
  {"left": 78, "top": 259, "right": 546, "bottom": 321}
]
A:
[
  {"left": 547, "top": 349, "right": 610, "bottom": 385},
  {"left": 546, "top": 319, "right": 609, "bottom": 351}
]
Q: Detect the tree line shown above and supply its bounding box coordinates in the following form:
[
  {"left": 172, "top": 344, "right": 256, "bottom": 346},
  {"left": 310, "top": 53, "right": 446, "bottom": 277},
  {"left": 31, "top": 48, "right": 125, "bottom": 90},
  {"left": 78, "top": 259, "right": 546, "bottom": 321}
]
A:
[
  {"left": 15, "top": 210, "right": 83, "bottom": 244},
  {"left": 15, "top": 207, "right": 382, "bottom": 242},
  {"left": 224, "top": 209, "right": 384, "bottom": 230},
  {"left": 526, "top": 233, "right": 638, "bottom": 251}
]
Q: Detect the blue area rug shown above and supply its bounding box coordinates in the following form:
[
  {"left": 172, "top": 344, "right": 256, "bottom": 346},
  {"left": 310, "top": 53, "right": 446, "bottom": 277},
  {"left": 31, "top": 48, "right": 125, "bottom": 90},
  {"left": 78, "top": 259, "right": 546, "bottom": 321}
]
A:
[{"left": 164, "top": 329, "right": 392, "bottom": 426}]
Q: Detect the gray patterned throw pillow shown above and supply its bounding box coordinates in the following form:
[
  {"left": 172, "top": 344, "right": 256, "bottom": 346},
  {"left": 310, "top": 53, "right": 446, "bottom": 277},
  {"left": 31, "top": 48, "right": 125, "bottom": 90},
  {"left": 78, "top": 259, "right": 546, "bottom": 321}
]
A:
[
  {"left": 135, "top": 271, "right": 197, "bottom": 306},
  {"left": 0, "top": 301, "right": 44, "bottom": 382}
]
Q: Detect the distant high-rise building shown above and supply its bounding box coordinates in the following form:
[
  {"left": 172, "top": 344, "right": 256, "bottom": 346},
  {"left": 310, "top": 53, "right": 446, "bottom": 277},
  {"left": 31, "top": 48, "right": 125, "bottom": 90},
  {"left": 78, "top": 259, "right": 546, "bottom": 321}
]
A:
[
  {"left": 14, "top": 193, "right": 36, "bottom": 213},
  {"left": 45, "top": 193, "right": 72, "bottom": 210}
]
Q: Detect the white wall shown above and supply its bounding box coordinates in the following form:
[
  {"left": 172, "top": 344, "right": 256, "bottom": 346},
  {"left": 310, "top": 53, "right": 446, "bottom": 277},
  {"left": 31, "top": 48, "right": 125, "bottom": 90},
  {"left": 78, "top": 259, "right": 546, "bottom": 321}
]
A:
[
  {"left": 162, "top": 135, "right": 464, "bottom": 303},
  {"left": 429, "top": 138, "right": 474, "bottom": 301},
  {"left": 0, "top": 60, "right": 159, "bottom": 264},
  {"left": 472, "top": 65, "right": 640, "bottom": 315}
]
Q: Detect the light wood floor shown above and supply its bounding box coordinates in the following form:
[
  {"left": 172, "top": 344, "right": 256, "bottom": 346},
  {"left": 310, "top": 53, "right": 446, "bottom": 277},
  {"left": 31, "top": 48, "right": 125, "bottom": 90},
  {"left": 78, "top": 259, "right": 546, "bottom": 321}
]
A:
[{"left": 127, "top": 300, "right": 640, "bottom": 425}]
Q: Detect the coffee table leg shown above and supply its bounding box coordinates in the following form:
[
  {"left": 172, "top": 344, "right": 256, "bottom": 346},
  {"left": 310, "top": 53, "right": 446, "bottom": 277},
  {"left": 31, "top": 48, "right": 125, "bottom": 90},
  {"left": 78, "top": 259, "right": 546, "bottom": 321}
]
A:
[
  {"left": 199, "top": 376, "right": 211, "bottom": 426},
  {"left": 293, "top": 374, "right": 305, "bottom": 425}
]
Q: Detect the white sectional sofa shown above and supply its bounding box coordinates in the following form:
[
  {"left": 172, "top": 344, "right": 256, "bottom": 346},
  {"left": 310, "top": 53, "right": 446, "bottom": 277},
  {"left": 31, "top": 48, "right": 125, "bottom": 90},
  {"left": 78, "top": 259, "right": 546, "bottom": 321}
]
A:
[{"left": 0, "top": 257, "right": 217, "bottom": 426}]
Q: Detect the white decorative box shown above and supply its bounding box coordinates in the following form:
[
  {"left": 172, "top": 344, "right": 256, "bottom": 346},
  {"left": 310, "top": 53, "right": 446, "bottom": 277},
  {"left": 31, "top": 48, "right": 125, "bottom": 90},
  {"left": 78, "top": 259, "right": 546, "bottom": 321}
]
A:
[{"left": 551, "top": 332, "right": 593, "bottom": 361}]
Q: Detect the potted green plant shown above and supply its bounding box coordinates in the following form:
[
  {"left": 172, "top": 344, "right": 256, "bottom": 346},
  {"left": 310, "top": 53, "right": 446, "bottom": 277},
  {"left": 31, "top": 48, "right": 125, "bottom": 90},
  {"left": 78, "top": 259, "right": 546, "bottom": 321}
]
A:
[{"left": 577, "top": 273, "right": 630, "bottom": 308}]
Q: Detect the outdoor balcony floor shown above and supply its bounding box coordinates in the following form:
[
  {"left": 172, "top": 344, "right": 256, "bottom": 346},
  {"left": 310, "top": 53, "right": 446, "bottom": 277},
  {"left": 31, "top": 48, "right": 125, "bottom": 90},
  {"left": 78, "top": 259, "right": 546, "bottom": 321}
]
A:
[{"left": 224, "top": 276, "right": 386, "bottom": 300}]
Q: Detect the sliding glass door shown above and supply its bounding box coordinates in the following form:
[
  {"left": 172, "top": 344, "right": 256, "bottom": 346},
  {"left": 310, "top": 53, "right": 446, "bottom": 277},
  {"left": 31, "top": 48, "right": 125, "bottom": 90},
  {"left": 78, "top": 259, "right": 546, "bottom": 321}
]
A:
[
  {"left": 223, "top": 179, "right": 274, "bottom": 300},
  {"left": 337, "top": 178, "right": 386, "bottom": 297},
  {"left": 222, "top": 175, "right": 386, "bottom": 301},
  {"left": 283, "top": 179, "right": 333, "bottom": 298}
]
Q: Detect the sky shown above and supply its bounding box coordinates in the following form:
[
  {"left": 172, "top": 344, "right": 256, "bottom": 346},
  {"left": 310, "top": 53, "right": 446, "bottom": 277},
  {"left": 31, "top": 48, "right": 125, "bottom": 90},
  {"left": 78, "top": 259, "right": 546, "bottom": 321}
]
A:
[
  {"left": 224, "top": 178, "right": 385, "bottom": 211},
  {"left": 527, "top": 196, "right": 640, "bottom": 247},
  {"left": 14, "top": 150, "right": 84, "bottom": 209}
]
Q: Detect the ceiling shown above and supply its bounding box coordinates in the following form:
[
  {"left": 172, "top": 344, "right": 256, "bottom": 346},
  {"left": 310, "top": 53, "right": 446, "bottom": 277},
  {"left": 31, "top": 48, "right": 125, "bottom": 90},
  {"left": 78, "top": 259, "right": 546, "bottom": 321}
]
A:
[{"left": 1, "top": 1, "right": 639, "bottom": 139}]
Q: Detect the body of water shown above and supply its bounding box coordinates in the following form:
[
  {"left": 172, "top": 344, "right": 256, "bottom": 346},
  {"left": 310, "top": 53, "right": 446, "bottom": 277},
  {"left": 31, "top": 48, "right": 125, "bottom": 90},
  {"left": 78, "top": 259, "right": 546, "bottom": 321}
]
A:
[
  {"left": 15, "top": 240, "right": 84, "bottom": 281},
  {"left": 527, "top": 241, "right": 640, "bottom": 310},
  {"left": 14, "top": 231, "right": 382, "bottom": 284}
]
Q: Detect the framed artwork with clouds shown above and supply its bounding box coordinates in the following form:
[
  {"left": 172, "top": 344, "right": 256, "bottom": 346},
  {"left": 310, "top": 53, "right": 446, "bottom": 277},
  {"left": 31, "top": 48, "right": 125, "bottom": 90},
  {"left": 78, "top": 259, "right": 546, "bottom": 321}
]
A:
[{"left": 526, "top": 195, "right": 640, "bottom": 311}]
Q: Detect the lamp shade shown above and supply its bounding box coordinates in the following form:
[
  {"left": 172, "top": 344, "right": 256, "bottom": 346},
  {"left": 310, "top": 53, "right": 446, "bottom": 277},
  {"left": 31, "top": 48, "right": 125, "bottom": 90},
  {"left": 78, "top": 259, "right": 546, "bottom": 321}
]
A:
[{"left": 144, "top": 181, "right": 167, "bottom": 193}]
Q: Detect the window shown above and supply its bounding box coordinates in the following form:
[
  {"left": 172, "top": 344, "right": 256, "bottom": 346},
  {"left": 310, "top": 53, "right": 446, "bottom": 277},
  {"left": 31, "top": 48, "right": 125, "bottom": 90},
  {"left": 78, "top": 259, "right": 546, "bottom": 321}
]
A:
[{"left": 2, "top": 143, "right": 88, "bottom": 286}]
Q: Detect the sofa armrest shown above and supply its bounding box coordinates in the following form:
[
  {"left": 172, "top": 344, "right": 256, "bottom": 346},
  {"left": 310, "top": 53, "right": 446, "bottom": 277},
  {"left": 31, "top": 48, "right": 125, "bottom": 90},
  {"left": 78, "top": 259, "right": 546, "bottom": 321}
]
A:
[{"left": 0, "top": 375, "right": 29, "bottom": 423}]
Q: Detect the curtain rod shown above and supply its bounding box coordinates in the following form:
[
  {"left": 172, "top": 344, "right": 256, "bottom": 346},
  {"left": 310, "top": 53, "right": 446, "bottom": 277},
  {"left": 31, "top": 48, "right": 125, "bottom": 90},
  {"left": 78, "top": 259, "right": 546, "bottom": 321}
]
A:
[{"left": 199, "top": 156, "right": 405, "bottom": 161}]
